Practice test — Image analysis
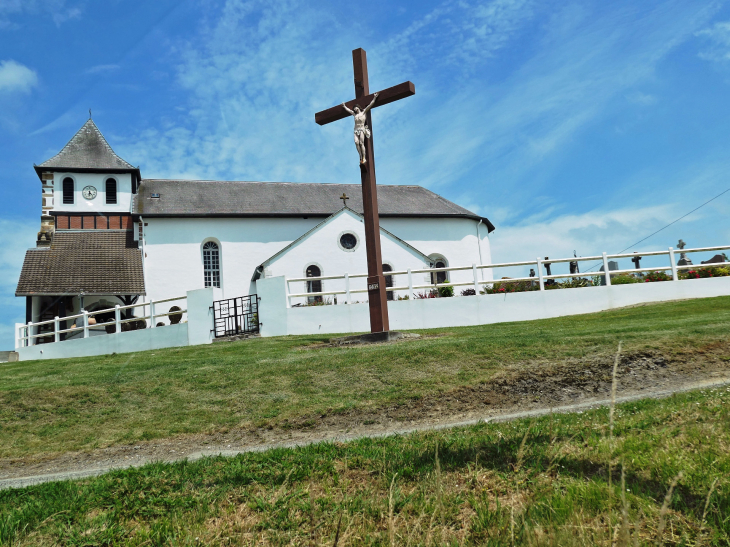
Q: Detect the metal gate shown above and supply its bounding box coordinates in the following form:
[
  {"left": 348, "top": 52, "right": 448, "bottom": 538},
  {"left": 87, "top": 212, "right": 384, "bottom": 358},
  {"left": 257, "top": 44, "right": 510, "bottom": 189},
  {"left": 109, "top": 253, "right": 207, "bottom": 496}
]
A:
[{"left": 212, "top": 295, "right": 259, "bottom": 338}]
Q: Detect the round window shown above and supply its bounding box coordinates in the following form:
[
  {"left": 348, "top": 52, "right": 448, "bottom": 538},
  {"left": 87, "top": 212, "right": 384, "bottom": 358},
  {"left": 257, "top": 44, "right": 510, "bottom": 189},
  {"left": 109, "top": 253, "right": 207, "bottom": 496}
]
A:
[{"left": 340, "top": 233, "right": 357, "bottom": 250}]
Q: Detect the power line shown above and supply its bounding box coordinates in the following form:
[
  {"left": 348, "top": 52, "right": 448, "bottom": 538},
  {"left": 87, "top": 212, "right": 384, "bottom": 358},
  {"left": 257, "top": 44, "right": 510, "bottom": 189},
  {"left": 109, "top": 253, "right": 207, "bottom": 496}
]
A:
[{"left": 584, "top": 185, "right": 730, "bottom": 272}]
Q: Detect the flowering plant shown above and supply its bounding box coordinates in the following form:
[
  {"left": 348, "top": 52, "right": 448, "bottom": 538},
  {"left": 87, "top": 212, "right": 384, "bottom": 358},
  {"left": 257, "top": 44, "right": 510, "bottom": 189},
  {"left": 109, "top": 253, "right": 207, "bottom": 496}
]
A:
[{"left": 643, "top": 271, "right": 671, "bottom": 282}]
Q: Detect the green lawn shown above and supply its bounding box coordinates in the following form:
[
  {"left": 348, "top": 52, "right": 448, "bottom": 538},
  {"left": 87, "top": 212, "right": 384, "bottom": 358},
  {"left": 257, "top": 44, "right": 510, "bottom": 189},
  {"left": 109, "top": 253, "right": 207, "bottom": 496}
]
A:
[
  {"left": 1, "top": 388, "right": 728, "bottom": 546},
  {"left": 1, "top": 296, "right": 730, "bottom": 459}
]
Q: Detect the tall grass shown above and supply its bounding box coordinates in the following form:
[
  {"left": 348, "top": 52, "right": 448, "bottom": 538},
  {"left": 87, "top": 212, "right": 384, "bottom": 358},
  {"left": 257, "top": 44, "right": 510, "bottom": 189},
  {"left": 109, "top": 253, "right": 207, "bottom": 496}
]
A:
[{"left": 1, "top": 385, "right": 728, "bottom": 546}]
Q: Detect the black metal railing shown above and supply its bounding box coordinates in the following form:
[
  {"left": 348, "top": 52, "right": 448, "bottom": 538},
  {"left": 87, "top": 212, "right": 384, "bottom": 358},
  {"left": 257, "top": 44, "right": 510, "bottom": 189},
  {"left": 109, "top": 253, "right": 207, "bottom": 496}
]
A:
[{"left": 212, "top": 295, "right": 259, "bottom": 338}]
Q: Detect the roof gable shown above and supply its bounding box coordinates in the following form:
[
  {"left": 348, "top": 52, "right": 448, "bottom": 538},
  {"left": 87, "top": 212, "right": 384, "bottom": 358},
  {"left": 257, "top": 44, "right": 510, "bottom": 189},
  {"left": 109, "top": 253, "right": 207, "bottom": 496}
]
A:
[
  {"left": 37, "top": 119, "right": 135, "bottom": 171},
  {"left": 259, "top": 208, "right": 432, "bottom": 272}
]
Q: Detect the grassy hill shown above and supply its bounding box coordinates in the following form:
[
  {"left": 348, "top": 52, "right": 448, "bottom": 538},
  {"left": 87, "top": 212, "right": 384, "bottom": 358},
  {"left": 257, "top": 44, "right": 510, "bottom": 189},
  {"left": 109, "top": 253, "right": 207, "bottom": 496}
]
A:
[
  {"left": 1, "top": 388, "right": 728, "bottom": 545},
  {"left": 2, "top": 296, "right": 730, "bottom": 460}
]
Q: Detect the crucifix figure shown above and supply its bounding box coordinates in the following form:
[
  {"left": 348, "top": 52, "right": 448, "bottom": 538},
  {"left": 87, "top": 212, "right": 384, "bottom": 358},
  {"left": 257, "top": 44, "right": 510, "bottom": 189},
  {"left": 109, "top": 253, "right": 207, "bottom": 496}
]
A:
[
  {"left": 339, "top": 193, "right": 350, "bottom": 207},
  {"left": 342, "top": 93, "right": 379, "bottom": 164},
  {"left": 315, "top": 48, "right": 415, "bottom": 333}
]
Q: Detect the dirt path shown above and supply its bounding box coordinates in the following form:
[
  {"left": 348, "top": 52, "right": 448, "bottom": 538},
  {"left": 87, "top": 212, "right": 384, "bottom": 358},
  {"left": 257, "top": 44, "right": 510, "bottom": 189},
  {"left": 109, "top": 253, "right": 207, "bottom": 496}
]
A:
[{"left": 2, "top": 345, "right": 729, "bottom": 490}]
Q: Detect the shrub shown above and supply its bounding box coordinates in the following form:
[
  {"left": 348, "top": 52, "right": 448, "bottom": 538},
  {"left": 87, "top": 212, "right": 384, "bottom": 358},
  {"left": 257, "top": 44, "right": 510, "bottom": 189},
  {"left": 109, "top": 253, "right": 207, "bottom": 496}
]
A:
[
  {"left": 460, "top": 288, "right": 476, "bottom": 296},
  {"left": 156, "top": 322, "right": 165, "bottom": 327},
  {"left": 104, "top": 319, "right": 116, "bottom": 334},
  {"left": 610, "top": 274, "right": 641, "bottom": 285},
  {"left": 680, "top": 267, "right": 729, "bottom": 280},
  {"left": 560, "top": 277, "right": 591, "bottom": 288},
  {"left": 643, "top": 271, "right": 671, "bottom": 282},
  {"left": 304, "top": 297, "right": 333, "bottom": 306},
  {"left": 482, "top": 280, "right": 538, "bottom": 295},
  {"left": 414, "top": 290, "right": 438, "bottom": 299},
  {"left": 169, "top": 306, "right": 183, "bottom": 324},
  {"left": 438, "top": 283, "right": 454, "bottom": 298}
]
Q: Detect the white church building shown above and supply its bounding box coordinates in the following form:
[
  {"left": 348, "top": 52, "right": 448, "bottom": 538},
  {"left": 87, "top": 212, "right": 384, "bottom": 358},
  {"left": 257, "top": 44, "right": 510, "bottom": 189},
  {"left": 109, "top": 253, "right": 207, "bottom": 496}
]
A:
[{"left": 16, "top": 119, "right": 495, "bottom": 333}]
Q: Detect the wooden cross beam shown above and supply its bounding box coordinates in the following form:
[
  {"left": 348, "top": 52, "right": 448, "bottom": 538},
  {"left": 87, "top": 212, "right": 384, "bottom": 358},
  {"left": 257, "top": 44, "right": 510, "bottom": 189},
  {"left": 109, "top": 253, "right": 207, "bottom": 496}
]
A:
[{"left": 315, "top": 48, "right": 415, "bottom": 333}]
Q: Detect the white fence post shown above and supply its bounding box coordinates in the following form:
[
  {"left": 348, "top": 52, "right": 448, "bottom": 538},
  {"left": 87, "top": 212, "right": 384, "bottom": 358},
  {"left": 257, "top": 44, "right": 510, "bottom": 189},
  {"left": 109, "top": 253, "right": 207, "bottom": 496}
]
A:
[
  {"left": 27, "top": 321, "right": 34, "bottom": 346},
  {"left": 284, "top": 276, "right": 290, "bottom": 308},
  {"left": 408, "top": 268, "right": 414, "bottom": 298},
  {"left": 114, "top": 305, "right": 121, "bottom": 334},
  {"left": 83, "top": 310, "right": 89, "bottom": 338},
  {"left": 602, "top": 252, "right": 612, "bottom": 286},
  {"left": 54, "top": 316, "right": 60, "bottom": 343},
  {"left": 536, "top": 258, "right": 545, "bottom": 291},
  {"left": 669, "top": 247, "right": 678, "bottom": 281},
  {"left": 472, "top": 264, "right": 480, "bottom": 294},
  {"left": 345, "top": 273, "right": 352, "bottom": 304},
  {"left": 150, "top": 301, "right": 156, "bottom": 328}
]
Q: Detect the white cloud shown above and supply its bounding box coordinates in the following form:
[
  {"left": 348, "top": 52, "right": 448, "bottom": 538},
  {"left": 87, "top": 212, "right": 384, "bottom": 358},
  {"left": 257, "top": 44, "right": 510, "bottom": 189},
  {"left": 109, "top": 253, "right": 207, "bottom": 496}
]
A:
[
  {"left": 0, "top": 60, "right": 37, "bottom": 93},
  {"left": 697, "top": 20, "right": 730, "bottom": 62},
  {"left": 626, "top": 91, "right": 658, "bottom": 106},
  {"left": 85, "top": 64, "right": 121, "bottom": 74},
  {"left": 51, "top": 5, "right": 80, "bottom": 26},
  {"left": 0, "top": 0, "right": 82, "bottom": 28},
  {"left": 117, "top": 0, "right": 720, "bottom": 213}
]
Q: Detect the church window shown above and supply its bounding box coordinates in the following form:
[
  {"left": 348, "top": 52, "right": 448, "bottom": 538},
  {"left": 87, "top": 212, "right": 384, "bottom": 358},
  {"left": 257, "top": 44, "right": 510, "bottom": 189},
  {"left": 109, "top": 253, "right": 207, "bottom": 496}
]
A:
[
  {"left": 306, "top": 265, "right": 322, "bottom": 303},
  {"left": 430, "top": 256, "right": 448, "bottom": 285},
  {"left": 340, "top": 232, "right": 357, "bottom": 250},
  {"left": 203, "top": 241, "right": 221, "bottom": 288},
  {"left": 105, "top": 178, "right": 117, "bottom": 204},
  {"left": 62, "top": 177, "right": 74, "bottom": 204},
  {"left": 383, "top": 264, "right": 394, "bottom": 301}
]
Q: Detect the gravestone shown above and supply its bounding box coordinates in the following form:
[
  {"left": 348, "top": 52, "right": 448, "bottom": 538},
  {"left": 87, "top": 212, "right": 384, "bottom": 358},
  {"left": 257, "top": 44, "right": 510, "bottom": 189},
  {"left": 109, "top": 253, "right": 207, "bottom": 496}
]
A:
[
  {"left": 701, "top": 254, "right": 727, "bottom": 265},
  {"left": 569, "top": 251, "right": 580, "bottom": 275},
  {"left": 599, "top": 261, "right": 619, "bottom": 286},
  {"left": 677, "top": 239, "right": 693, "bottom": 266},
  {"left": 631, "top": 253, "right": 642, "bottom": 269}
]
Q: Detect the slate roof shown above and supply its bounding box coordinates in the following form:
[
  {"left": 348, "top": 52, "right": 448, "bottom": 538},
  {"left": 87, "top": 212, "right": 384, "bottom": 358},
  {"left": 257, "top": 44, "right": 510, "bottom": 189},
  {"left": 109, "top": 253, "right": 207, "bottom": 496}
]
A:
[
  {"left": 134, "top": 180, "right": 495, "bottom": 231},
  {"left": 16, "top": 231, "right": 145, "bottom": 296},
  {"left": 37, "top": 119, "right": 136, "bottom": 171}
]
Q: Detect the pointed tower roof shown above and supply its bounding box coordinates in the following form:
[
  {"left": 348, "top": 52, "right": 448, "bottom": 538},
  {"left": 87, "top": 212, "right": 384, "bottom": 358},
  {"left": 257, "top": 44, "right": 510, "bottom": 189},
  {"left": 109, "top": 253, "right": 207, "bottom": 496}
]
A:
[{"left": 36, "top": 119, "right": 136, "bottom": 171}]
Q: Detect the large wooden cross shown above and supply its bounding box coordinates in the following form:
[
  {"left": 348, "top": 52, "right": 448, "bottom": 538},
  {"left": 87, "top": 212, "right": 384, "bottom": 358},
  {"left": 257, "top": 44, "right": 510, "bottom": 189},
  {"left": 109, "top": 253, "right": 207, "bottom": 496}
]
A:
[{"left": 315, "top": 48, "right": 415, "bottom": 333}]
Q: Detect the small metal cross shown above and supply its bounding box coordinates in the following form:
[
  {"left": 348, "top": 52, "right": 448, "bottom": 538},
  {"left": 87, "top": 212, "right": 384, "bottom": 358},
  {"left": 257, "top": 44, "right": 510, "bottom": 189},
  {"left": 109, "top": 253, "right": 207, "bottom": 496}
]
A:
[{"left": 339, "top": 193, "right": 349, "bottom": 207}]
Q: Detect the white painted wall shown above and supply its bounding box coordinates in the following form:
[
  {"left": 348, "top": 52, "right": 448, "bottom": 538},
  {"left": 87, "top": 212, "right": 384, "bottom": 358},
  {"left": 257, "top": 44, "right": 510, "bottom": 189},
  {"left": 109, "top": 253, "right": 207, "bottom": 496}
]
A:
[
  {"left": 256, "top": 275, "right": 730, "bottom": 337},
  {"left": 51, "top": 172, "right": 133, "bottom": 213},
  {"left": 264, "top": 209, "right": 431, "bottom": 304},
  {"left": 141, "top": 217, "right": 320, "bottom": 302},
  {"left": 380, "top": 217, "right": 494, "bottom": 285},
  {"left": 141, "top": 213, "right": 493, "bottom": 303},
  {"left": 16, "top": 288, "right": 214, "bottom": 361}
]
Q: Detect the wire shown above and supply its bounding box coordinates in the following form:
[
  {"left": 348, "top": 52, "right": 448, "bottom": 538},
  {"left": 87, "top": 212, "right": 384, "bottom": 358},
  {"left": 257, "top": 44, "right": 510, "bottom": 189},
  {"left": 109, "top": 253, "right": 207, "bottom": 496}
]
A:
[{"left": 583, "top": 185, "right": 730, "bottom": 272}]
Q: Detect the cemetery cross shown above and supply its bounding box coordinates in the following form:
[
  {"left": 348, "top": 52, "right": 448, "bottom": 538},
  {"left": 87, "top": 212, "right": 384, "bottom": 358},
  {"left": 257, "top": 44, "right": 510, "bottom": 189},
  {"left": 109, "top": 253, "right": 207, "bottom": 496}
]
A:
[{"left": 315, "top": 48, "right": 415, "bottom": 333}]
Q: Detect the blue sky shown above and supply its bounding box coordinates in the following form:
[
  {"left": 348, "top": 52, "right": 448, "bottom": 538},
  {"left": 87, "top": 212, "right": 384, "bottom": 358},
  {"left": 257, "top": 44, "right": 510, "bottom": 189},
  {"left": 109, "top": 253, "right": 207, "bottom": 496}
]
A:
[{"left": 2, "top": 0, "right": 730, "bottom": 347}]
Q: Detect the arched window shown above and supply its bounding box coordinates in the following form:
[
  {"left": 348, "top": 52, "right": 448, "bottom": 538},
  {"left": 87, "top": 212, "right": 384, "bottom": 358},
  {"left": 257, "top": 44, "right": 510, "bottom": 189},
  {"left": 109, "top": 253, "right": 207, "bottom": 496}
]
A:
[
  {"left": 202, "top": 241, "right": 221, "bottom": 288},
  {"left": 382, "top": 264, "right": 394, "bottom": 301},
  {"left": 62, "top": 177, "right": 74, "bottom": 204},
  {"left": 431, "top": 257, "right": 448, "bottom": 285},
  {"left": 306, "top": 265, "right": 322, "bottom": 304},
  {"left": 105, "top": 178, "right": 117, "bottom": 204}
]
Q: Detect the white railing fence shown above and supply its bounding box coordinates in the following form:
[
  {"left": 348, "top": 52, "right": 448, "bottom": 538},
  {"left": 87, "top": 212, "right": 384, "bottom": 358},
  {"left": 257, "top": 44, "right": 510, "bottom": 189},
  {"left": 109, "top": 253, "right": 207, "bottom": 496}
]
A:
[
  {"left": 284, "top": 245, "right": 730, "bottom": 306},
  {"left": 17, "top": 295, "right": 188, "bottom": 348}
]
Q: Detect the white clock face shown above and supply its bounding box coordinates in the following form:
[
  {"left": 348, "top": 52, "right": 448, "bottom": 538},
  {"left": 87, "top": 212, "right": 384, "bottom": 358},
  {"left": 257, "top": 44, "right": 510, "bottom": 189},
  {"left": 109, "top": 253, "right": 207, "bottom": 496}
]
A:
[{"left": 82, "top": 186, "right": 97, "bottom": 200}]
